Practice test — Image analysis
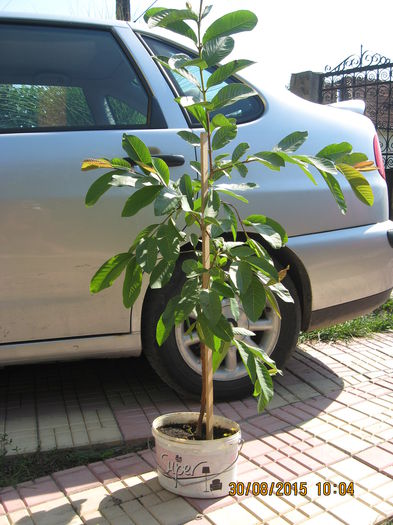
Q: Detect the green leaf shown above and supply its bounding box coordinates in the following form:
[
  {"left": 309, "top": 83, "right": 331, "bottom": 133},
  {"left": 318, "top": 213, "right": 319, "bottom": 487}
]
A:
[
  {"left": 275, "top": 151, "right": 317, "bottom": 184},
  {"left": 207, "top": 60, "right": 255, "bottom": 89},
  {"left": 182, "top": 258, "right": 198, "bottom": 274},
  {"left": 155, "top": 56, "right": 201, "bottom": 88},
  {"left": 154, "top": 188, "right": 180, "bottom": 216},
  {"left": 255, "top": 361, "right": 274, "bottom": 412},
  {"left": 212, "top": 341, "right": 230, "bottom": 373},
  {"left": 177, "top": 130, "right": 200, "bottom": 146},
  {"left": 236, "top": 163, "right": 248, "bottom": 178},
  {"left": 232, "top": 142, "right": 250, "bottom": 163},
  {"left": 240, "top": 274, "right": 266, "bottom": 322},
  {"left": 122, "top": 135, "right": 152, "bottom": 165},
  {"left": 252, "top": 151, "right": 285, "bottom": 168},
  {"left": 235, "top": 340, "right": 257, "bottom": 383},
  {"left": 339, "top": 152, "right": 368, "bottom": 166},
  {"left": 236, "top": 261, "right": 252, "bottom": 294},
  {"left": 205, "top": 189, "right": 221, "bottom": 218},
  {"left": 244, "top": 215, "right": 288, "bottom": 249},
  {"left": 229, "top": 297, "right": 240, "bottom": 321},
  {"left": 316, "top": 142, "right": 352, "bottom": 162},
  {"left": 211, "top": 83, "right": 256, "bottom": 111},
  {"left": 209, "top": 315, "right": 234, "bottom": 342},
  {"left": 212, "top": 124, "right": 237, "bottom": 151},
  {"left": 318, "top": 170, "right": 347, "bottom": 214},
  {"left": 150, "top": 259, "right": 175, "bottom": 289},
  {"left": 110, "top": 157, "right": 131, "bottom": 169},
  {"left": 211, "top": 114, "right": 235, "bottom": 130},
  {"left": 190, "top": 160, "right": 201, "bottom": 176},
  {"left": 179, "top": 174, "right": 194, "bottom": 210},
  {"left": 85, "top": 170, "right": 118, "bottom": 207},
  {"left": 184, "top": 103, "right": 208, "bottom": 130},
  {"left": 202, "top": 36, "right": 234, "bottom": 67},
  {"left": 201, "top": 5, "right": 213, "bottom": 19},
  {"left": 337, "top": 163, "right": 374, "bottom": 206},
  {"left": 122, "top": 258, "right": 142, "bottom": 308},
  {"left": 217, "top": 182, "right": 256, "bottom": 192},
  {"left": 110, "top": 174, "right": 139, "bottom": 187},
  {"left": 90, "top": 253, "right": 132, "bottom": 293},
  {"left": 216, "top": 188, "right": 248, "bottom": 203},
  {"left": 274, "top": 131, "right": 308, "bottom": 153},
  {"left": 151, "top": 157, "right": 170, "bottom": 185},
  {"left": 203, "top": 10, "right": 258, "bottom": 44},
  {"left": 145, "top": 7, "right": 198, "bottom": 26},
  {"left": 156, "top": 223, "right": 180, "bottom": 261},
  {"left": 269, "top": 281, "right": 293, "bottom": 303},
  {"left": 229, "top": 245, "right": 255, "bottom": 257},
  {"left": 190, "top": 233, "right": 199, "bottom": 248},
  {"left": 222, "top": 203, "right": 237, "bottom": 241},
  {"left": 135, "top": 237, "right": 157, "bottom": 273},
  {"left": 200, "top": 289, "right": 222, "bottom": 325},
  {"left": 156, "top": 296, "right": 178, "bottom": 346},
  {"left": 247, "top": 255, "right": 279, "bottom": 281},
  {"left": 129, "top": 224, "right": 158, "bottom": 253},
  {"left": 296, "top": 154, "right": 336, "bottom": 175},
  {"left": 197, "top": 313, "right": 221, "bottom": 351},
  {"left": 211, "top": 280, "right": 235, "bottom": 298},
  {"left": 264, "top": 286, "right": 281, "bottom": 318},
  {"left": 122, "top": 185, "right": 162, "bottom": 217}
]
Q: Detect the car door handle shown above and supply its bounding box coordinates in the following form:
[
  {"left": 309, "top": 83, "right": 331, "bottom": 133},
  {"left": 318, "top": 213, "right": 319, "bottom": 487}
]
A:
[{"left": 124, "top": 155, "right": 185, "bottom": 167}]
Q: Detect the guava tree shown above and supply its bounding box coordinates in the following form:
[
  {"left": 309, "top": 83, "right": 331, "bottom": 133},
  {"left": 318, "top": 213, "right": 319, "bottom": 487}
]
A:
[{"left": 82, "top": 1, "right": 374, "bottom": 439}]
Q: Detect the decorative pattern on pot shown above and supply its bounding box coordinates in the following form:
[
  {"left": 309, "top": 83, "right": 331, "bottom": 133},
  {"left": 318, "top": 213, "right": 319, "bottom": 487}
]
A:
[{"left": 152, "top": 412, "right": 242, "bottom": 499}]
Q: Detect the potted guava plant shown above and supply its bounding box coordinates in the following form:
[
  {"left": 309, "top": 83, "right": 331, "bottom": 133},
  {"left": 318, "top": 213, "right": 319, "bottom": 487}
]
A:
[{"left": 82, "top": 1, "right": 375, "bottom": 498}]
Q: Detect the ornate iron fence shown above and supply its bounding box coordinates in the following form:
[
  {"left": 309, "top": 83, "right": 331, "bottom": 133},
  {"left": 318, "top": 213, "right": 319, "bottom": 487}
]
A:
[{"left": 320, "top": 46, "right": 393, "bottom": 170}]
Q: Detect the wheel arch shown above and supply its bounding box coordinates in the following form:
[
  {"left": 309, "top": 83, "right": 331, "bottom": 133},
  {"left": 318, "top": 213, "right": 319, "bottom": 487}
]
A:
[{"left": 132, "top": 231, "right": 312, "bottom": 339}]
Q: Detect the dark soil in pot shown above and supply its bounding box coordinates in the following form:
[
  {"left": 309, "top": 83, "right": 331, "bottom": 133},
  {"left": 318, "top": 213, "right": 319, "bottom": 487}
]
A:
[{"left": 157, "top": 422, "right": 238, "bottom": 440}]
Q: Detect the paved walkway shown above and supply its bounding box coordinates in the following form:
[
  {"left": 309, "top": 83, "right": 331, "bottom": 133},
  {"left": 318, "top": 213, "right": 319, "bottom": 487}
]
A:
[{"left": 0, "top": 333, "right": 393, "bottom": 524}]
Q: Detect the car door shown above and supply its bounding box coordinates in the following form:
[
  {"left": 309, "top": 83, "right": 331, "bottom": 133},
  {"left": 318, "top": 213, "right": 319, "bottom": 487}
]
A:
[{"left": 0, "top": 20, "right": 194, "bottom": 344}]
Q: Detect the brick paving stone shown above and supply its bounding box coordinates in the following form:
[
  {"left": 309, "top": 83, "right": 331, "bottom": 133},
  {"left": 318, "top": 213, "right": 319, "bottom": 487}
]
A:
[
  {"left": 0, "top": 487, "right": 27, "bottom": 513},
  {"left": 17, "top": 476, "right": 64, "bottom": 508},
  {"left": 284, "top": 508, "right": 309, "bottom": 524},
  {"left": 356, "top": 446, "right": 393, "bottom": 471},
  {"left": 240, "top": 497, "right": 276, "bottom": 522},
  {"left": 105, "top": 454, "right": 151, "bottom": 478},
  {"left": 261, "top": 462, "right": 297, "bottom": 481},
  {"left": 53, "top": 466, "right": 101, "bottom": 495},
  {"left": 88, "top": 462, "right": 120, "bottom": 485},
  {"left": 29, "top": 496, "right": 83, "bottom": 525},
  {"left": 149, "top": 498, "right": 199, "bottom": 525},
  {"left": 207, "top": 502, "right": 260, "bottom": 525},
  {"left": 304, "top": 444, "right": 347, "bottom": 466},
  {"left": 330, "top": 498, "right": 383, "bottom": 525}
]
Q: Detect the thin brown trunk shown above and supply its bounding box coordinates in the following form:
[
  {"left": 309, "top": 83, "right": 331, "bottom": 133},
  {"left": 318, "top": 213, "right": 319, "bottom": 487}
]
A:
[{"left": 200, "top": 131, "right": 214, "bottom": 440}]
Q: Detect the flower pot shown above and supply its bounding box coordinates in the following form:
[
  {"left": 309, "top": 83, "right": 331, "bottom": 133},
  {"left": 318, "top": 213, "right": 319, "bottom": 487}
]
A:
[{"left": 152, "top": 412, "right": 242, "bottom": 498}]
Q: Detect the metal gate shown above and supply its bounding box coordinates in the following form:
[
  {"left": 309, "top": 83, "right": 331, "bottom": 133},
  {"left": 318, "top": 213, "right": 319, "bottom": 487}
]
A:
[{"left": 320, "top": 46, "right": 393, "bottom": 171}]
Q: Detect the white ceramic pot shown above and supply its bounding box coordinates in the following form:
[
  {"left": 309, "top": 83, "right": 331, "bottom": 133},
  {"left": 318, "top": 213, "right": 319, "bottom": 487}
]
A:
[{"left": 152, "top": 412, "right": 242, "bottom": 498}]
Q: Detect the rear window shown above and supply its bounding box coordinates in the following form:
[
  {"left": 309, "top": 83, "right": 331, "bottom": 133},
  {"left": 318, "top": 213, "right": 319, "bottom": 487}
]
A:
[{"left": 140, "top": 34, "right": 264, "bottom": 126}]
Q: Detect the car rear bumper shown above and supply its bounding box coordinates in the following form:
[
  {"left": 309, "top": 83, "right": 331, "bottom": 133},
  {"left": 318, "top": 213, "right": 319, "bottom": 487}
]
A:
[{"left": 288, "top": 220, "right": 393, "bottom": 328}]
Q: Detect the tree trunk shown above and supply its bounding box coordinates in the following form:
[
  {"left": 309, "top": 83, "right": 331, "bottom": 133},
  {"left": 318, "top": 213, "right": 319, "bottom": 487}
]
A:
[
  {"left": 197, "top": 131, "right": 214, "bottom": 440},
  {"left": 116, "top": 0, "right": 131, "bottom": 21}
]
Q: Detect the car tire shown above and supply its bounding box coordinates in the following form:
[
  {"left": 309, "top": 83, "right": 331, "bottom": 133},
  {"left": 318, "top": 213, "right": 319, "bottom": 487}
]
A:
[{"left": 141, "top": 259, "right": 301, "bottom": 400}]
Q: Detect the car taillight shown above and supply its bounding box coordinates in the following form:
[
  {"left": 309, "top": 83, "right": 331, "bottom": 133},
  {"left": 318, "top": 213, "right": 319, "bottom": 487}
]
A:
[{"left": 373, "top": 134, "right": 386, "bottom": 180}]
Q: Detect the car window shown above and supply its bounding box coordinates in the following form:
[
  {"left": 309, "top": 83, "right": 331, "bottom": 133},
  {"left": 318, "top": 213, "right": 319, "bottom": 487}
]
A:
[
  {"left": 0, "top": 24, "right": 164, "bottom": 132},
  {"left": 141, "top": 34, "right": 264, "bottom": 125}
]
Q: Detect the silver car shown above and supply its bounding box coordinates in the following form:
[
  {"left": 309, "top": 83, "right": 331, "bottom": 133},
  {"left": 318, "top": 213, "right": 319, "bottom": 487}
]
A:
[{"left": 1, "top": 13, "right": 392, "bottom": 399}]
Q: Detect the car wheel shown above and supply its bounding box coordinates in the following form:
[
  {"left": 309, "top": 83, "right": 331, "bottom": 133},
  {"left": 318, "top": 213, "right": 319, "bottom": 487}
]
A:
[{"left": 141, "top": 260, "right": 301, "bottom": 400}]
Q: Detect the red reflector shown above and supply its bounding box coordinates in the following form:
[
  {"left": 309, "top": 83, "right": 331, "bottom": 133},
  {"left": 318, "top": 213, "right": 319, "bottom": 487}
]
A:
[{"left": 374, "top": 134, "right": 386, "bottom": 180}]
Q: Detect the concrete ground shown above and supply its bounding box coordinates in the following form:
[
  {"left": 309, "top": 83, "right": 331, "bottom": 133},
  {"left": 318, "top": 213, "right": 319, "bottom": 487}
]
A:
[{"left": 0, "top": 333, "right": 393, "bottom": 524}]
